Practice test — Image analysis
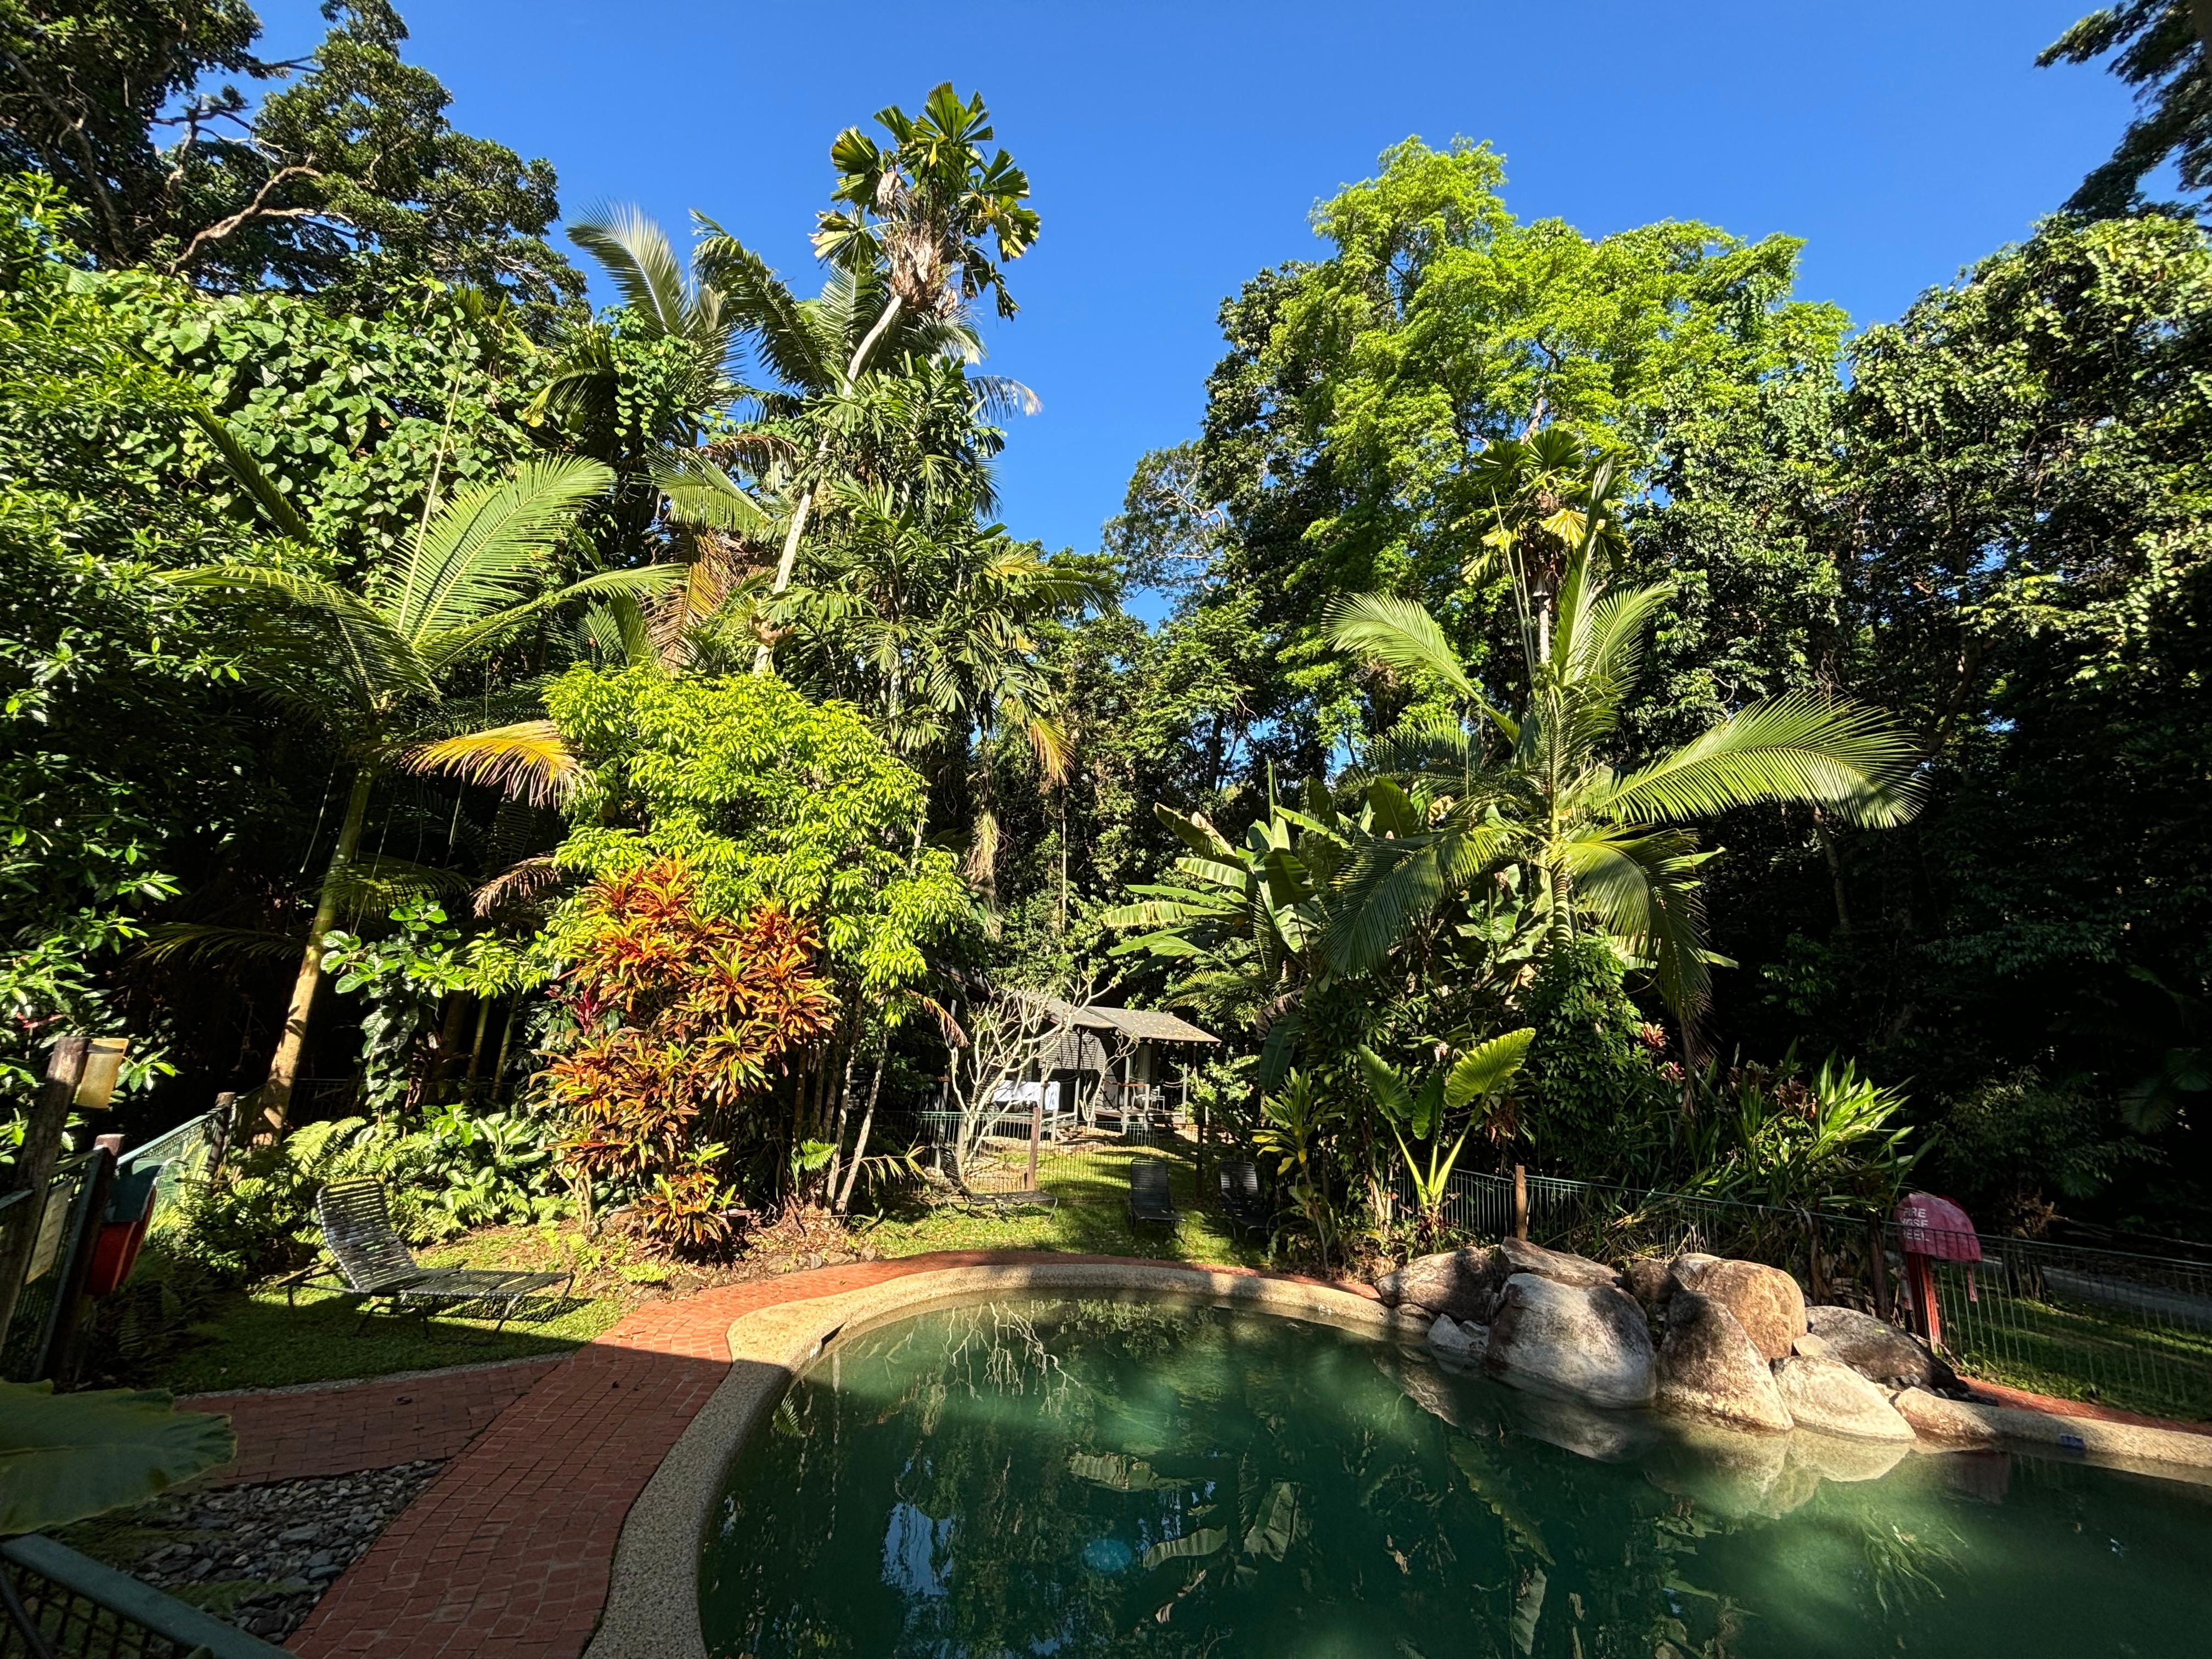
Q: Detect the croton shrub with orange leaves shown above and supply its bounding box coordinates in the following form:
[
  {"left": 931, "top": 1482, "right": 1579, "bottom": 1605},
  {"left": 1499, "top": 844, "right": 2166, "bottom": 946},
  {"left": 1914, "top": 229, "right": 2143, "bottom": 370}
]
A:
[{"left": 545, "top": 857, "right": 836, "bottom": 1249}]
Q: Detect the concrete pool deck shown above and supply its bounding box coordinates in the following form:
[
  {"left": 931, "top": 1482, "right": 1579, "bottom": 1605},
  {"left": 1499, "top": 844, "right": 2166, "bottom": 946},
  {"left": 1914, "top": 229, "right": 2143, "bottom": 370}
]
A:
[{"left": 270, "top": 1250, "right": 2212, "bottom": 1659}]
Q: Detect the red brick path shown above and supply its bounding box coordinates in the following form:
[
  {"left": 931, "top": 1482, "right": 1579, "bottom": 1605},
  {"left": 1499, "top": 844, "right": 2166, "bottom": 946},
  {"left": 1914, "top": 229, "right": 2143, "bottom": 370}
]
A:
[
  {"left": 185, "top": 1358, "right": 566, "bottom": 1487},
  {"left": 287, "top": 1251, "right": 1358, "bottom": 1658},
  {"left": 1965, "top": 1376, "right": 2212, "bottom": 1438}
]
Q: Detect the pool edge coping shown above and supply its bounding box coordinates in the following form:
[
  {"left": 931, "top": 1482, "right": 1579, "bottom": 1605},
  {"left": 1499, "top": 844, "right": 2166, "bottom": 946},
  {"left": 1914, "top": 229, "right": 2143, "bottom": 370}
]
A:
[{"left": 582, "top": 1259, "right": 1424, "bottom": 1659}]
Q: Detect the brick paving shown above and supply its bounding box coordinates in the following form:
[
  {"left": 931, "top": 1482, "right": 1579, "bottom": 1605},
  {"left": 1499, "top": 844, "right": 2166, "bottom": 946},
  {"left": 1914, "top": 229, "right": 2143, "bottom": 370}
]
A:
[
  {"left": 184, "top": 1357, "right": 566, "bottom": 1488},
  {"left": 286, "top": 1250, "right": 1351, "bottom": 1659}
]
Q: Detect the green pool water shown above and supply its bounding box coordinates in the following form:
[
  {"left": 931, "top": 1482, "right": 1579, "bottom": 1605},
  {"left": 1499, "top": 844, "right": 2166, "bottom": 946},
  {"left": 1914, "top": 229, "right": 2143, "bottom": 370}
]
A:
[{"left": 698, "top": 1296, "right": 2212, "bottom": 1657}]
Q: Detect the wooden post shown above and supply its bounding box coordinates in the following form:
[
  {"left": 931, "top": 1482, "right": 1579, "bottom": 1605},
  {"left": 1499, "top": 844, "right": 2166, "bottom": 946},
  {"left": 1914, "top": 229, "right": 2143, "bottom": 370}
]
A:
[
  {"left": 1905, "top": 1252, "right": 1943, "bottom": 1352},
  {"left": 1195, "top": 1066, "right": 1208, "bottom": 1197},
  {"left": 1867, "top": 1218, "right": 1894, "bottom": 1322},
  {"left": 1026, "top": 1095, "right": 1042, "bottom": 1192},
  {"left": 1807, "top": 1216, "right": 1828, "bottom": 1302},
  {"left": 0, "top": 1036, "right": 88, "bottom": 1351},
  {"left": 1511, "top": 1163, "right": 1529, "bottom": 1242}
]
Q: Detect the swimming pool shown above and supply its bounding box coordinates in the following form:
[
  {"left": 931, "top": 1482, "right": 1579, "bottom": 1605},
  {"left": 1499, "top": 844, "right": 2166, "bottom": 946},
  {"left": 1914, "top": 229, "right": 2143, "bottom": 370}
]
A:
[{"left": 698, "top": 1294, "right": 2212, "bottom": 1657}]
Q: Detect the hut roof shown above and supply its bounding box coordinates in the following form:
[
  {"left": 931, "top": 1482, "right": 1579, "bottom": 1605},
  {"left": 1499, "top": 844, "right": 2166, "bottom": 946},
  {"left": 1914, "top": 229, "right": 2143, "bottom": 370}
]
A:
[{"left": 1038, "top": 999, "right": 1218, "bottom": 1045}]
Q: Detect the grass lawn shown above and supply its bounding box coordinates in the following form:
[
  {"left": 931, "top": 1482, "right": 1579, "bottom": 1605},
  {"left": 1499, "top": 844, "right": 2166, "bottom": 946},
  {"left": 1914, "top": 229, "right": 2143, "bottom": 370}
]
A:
[
  {"left": 153, "top": 1238, "right": 628, "bottom": 1395},
  {"left": 1939, "top": 1281, "right": 2212, "bottom": 1424},
  {"left": 140, "top": 1149, "right": 1285, "bottom": 1394}
]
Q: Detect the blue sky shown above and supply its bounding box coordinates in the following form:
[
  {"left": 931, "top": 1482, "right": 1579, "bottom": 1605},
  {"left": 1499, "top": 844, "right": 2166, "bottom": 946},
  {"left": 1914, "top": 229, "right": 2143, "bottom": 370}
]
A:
[{"left": 260, "top": 1, "right": 2137, "bottom": 558}]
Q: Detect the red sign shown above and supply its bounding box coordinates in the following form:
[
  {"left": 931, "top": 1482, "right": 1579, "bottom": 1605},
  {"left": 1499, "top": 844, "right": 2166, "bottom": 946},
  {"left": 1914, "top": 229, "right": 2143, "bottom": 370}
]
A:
[{"left": 1895, "top": 1191, "right": 1981, "bottom": 1262}]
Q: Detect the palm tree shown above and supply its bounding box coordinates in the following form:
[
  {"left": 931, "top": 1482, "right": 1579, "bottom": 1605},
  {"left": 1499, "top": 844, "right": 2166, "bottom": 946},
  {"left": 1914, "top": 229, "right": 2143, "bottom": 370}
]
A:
[
  {"left": 1323, "top": 450, "right": 1921, "bottom": 1038},
  {"left": 722, "top": 82, "right": 1039, "bottom": 659},
  {"left": 1103, "top": 784, "right": 1347, "bottom": 1084},
  {"left": 169, "top": 455, "right": 670, "bottom": 1127}
]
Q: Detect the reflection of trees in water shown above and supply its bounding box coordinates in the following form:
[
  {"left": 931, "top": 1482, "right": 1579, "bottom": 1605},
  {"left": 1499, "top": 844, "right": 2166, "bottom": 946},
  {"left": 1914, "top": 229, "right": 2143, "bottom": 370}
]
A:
[{"left": 706, "top": 1300, "right": 1972, "bottom": 1659}]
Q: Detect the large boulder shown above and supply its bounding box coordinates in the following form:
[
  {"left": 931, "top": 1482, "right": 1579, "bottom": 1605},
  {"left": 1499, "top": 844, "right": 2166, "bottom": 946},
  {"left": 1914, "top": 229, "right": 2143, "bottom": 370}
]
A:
[
  {"left": 1375, "top": 1247, "right": 1506, "bottom": 1323},
  {"left": 1497, "top": 1236, "right": 1618, "bottom": 1290},
  {"left": 1655, "top": 1290, "right": 1793, "bottom": 1432},
  {"left": 1670, "top": 1257, "right": 1807, "bottom": 1361},
  {"left": 1805, "top": 1304, "right": 1963, "bottom": 1394},
  {"left": 1486, "top": 1273, "right": 1657, "bottom": 1409},
  {"left": 1773, "top": 1355, "right": 1916, "bottom": 1443}
]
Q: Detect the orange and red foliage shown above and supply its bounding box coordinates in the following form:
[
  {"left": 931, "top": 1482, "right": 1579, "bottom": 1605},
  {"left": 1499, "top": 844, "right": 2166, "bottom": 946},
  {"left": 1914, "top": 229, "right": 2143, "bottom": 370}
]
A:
[{"left": 546, "top": 857, "right": 836, "bottom": 1247}]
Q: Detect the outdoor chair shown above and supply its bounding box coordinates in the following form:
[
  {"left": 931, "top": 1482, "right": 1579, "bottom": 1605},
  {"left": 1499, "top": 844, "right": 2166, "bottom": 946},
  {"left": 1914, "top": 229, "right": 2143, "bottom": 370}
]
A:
[
  {"left": 958, "top": 1184, "right": 1059, "bottom": 1214},
  {"left": 1127, "top": 1159, "right": 1181, "bottom": 1229},
  {"left": 1216, "top": 1159, "right": 1269, "bottom": 1239},
  {"left": 315, "top": 1178, "right": 573, "bottom": 1335}
]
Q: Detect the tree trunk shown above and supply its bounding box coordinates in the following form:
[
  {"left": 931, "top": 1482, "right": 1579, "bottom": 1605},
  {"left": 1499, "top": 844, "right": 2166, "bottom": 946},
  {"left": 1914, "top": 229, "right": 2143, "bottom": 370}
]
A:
[
  {"left": 0, "top": 1037, "right": 87, "bottom": 1351},
  {"left": 752, "top": 486, "right": 817, "bottom": 676},
  {"left": 822, "top": 1043, "right": 856, "bottom": 1205},
  {"left": 836, "top": 1035, "right": 891, "bottom": 1215},
  {"left": 262, "top": 768, "right": 374, "bottom": 1133},
  {"left": 751, "top": 296, "right": 906, "bottom": 677},
  {"left": 1813, "top": 813, "right": 1853, "bottom": 935},
  {"left": 490, "top": 997, "right": 518, "bottom": 1104},
  {"left": 462, "top": 995, "right": 494, "bottom": 1101}
]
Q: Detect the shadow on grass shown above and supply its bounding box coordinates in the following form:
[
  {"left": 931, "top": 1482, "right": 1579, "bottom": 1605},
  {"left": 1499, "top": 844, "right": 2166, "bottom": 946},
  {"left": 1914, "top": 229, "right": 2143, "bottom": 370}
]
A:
[
  {"left": 155, "top": 1281, "right": 623, "bottom": 1395},
  {"left": 856, "top": 1141, "right": 1278, "bottom": 1273}
]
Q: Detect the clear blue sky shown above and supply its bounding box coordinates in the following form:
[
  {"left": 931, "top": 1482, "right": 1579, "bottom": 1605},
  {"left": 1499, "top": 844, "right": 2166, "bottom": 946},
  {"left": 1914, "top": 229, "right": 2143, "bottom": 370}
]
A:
[{"left": 263, "top": 1, "right": 2137, "bottom": 558}]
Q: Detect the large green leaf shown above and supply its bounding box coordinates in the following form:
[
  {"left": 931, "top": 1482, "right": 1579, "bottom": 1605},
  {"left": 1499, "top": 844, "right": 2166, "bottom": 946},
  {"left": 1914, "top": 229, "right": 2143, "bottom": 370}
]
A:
[
  {"left": 0, "top": 1383, "right": 234, "bottom": 1533},
  {"left": 1444, "top": 1027, "right": 1535, "bottom": 1107}
]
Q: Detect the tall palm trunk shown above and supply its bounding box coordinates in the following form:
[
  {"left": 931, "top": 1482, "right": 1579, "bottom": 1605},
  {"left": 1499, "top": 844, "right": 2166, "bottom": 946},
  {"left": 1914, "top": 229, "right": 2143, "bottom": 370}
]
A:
[
  {"left": 261, "top": 767, "right": 373, "bottom": 1132},
  {"left": 753, "top": 295, "right": 906, "bottom": 676}
]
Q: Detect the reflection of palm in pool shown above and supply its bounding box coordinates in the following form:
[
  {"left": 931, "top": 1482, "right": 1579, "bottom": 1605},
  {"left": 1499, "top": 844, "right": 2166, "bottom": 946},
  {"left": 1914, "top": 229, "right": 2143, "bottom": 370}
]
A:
[{"left": 701, "top": 1296, "right": 2212, "bottom": 1658}]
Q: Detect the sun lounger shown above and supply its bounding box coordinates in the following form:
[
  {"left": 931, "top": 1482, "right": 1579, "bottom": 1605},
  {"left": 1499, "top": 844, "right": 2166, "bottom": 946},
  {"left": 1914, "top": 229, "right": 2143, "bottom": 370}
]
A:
[{"left": 316, "top": 1179, "right": 572, "bottom": 1334}]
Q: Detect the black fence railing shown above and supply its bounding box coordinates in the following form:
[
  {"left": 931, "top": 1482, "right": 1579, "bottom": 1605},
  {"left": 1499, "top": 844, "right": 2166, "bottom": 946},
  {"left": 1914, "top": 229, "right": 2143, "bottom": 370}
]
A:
[
  {"left": 1413, "top": 1166, "right": 2212, "bottom": 1424},
  {"left": 0, "top": 1536, "right": 289, "bottom": 1659}
]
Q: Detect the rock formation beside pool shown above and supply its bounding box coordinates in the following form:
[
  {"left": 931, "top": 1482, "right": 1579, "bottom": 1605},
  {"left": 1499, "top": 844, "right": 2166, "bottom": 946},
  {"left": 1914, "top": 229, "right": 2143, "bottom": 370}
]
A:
[
  {"left": 1771, "top": 1354, "right": 1916, "bottom": 1442},
  {"left": 1668, "top": 1254, "right": 1807, "bottom": 1361},
  {"left": 1379, "top": 1237, "right": 1618, "bottom": 1324},
  {"left": 1376, "top": 1246, "right": 1505, "bottom": 1323},
  {"left": 1390, "top": 1240, "right": 1954, "bottom": 1444},
  {"left": 1805, "top": 1304, "right": 1964, "bottom": 1395},
  {"left": 1486, "top": 1273, "right": 1657, "bottom": 1408},
  {"left": 1654, "top": 1289, "right": 1794, "bottom": 1432}
]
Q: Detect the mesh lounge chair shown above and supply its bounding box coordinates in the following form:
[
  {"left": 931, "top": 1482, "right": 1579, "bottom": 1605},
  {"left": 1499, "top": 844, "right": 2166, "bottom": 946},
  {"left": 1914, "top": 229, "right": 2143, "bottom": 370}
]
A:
[
  {"left": 316, "top": 1179, "right": 573, "bottom": 1334},
  {"left": 1216, "top": 1159, "right": 1269, "bottom": 1239},
  {"left": 1127, "top": 1159, "right": 1181, "bottom": 1229}
]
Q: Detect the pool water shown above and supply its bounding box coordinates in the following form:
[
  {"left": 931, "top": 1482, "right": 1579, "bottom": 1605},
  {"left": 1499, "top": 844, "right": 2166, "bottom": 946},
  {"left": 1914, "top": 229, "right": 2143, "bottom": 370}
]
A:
[{"left": 699, "top": 1296, "right": 2212, "bottom": 1657}]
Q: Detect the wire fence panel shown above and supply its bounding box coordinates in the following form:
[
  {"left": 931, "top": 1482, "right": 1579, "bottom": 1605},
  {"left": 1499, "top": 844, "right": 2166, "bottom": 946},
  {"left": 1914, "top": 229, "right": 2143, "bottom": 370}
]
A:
[
  {"left": 1418, "top": 1165, "right": 2212, "bottom": 1424},
  {"left": 1922, "top": 1239, "right": 2212, "bottom": 1424},
  {"left": 119, "top": 1101, "right": 234, "bottom": 1223},
  {"left": 0, "top": 1152, "right": 101, "bottom": 1383},
  {"left": 1, "top": 1536, "right": 289, "bottom": 1659}
]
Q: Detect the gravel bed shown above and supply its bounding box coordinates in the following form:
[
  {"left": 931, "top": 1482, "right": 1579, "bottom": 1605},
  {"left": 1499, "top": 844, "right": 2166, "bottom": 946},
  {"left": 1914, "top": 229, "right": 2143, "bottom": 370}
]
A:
[{"left": 63, "top": 1460, "right": 443, "bottom": 1641}]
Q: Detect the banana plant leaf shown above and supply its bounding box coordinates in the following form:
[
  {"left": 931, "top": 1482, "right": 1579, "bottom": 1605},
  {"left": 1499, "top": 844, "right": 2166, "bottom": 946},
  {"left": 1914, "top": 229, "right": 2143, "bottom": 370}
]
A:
[{"left": 0, "top": 1381, "right": 234, "bottom": 1534}]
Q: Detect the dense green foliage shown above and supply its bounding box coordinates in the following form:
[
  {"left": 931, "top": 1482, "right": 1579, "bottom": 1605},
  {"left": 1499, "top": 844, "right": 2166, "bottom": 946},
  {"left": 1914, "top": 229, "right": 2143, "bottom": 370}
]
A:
[{"left": 1, "top": 3, "right": 2208, "bottom": 1278}]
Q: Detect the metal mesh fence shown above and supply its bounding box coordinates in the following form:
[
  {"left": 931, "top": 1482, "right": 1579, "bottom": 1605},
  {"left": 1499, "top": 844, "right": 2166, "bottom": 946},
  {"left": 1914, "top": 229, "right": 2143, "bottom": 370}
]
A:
[
  {"left": 1, "top": 1537, "right": 287, "bottom": 1659},
  {"left": 119, "top": 1101, "right": 233, "bottom": 1223},
  {"left": 0, "top": 1151, "right": 101, "bottom": 1383},
  {"left": 1417, "top": 1165, "right": 2212, "bottom": 1423}
]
